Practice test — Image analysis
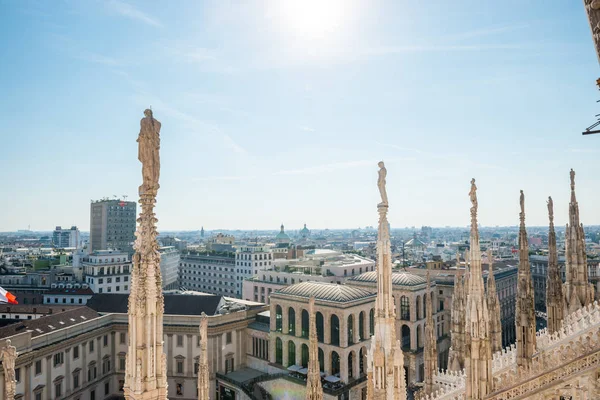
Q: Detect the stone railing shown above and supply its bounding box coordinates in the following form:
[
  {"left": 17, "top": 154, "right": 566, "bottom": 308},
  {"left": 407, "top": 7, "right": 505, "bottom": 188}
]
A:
[{"left": 427, "top": 301, "right": 600, "bottom": 400}]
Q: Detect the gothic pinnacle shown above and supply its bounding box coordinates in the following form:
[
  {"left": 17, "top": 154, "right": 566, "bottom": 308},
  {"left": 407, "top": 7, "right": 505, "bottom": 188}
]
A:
[{"left": 546, "top": 196, "right": 564, "bottom": 334}]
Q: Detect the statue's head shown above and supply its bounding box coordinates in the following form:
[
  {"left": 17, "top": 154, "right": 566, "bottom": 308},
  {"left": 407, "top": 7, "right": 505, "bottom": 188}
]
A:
[
  {"left": 5, "top": 339, "right": 10, "bottom": 346},
  {"left": 144, "top": 109, "right": 153, "bottom": 118},
  {"left": 378, "top": 161, "right": 384, "bottom": 168}
]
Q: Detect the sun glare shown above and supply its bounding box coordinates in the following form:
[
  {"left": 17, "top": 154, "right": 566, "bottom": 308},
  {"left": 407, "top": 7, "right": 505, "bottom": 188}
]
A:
[{"left": 274, "top": 0, "right": 350, "bottom": 41}]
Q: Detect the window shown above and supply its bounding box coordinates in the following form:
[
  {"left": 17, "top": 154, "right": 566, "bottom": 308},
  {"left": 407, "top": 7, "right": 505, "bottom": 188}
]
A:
[
  {"left": 225, "top": 357, "right": 234, "bottom": 374},
  {"left": 73, "top": 345, "right": 79, "bottom": 359},
  {"left": 15, "top": 367, "right": 20, "bottom": 383},
  {"left": 89, "top": 340, "right": 94, "bottom": 352},
  {"left": 53, "top": 352, "right": 64, "bottom": 367},
  {"left": 105, "top": 382, "right": 110, "bottom": 395},
  {"left": 177, "top": 335, "right": 183, "bottom": 347},
  {"left": 55, "top": 382, "right": 62, "bottom": 398},
  {"left": 35, "top": 360, "right": 42, "bottom": 375},
  {"left": 103, "top": 335, "right": 108, "bottom": 347},
  {"left": 102, "top": 357, "right": 111, "bottom": 374},
  {"left": 176, "top": 383, "right": 184, "bottom": 396},
  {"left": 88, "top": 363, "right": 97, "bottom": 381},
  {"left": 177, "top": 360, "right": 184, "bottom": 374},
  {"left": 120, "top": 332, "right": 126, "bottom": 344},
  {"left": 35, "top": 393, "right": 42, "bottom": 400},
  {"left": 226, "top": 332, "right": 232, "bottom": 344},
  {"left": 90, "top": 390, "right": 95, "bottom": 400},
  {"left": 73, "top": 371, "right": 80, "bottom": 388},
  {"left": 400, "top": 296, "right": 410, "bottom": 321},
  {"left": 119, "top": 357, "right": 126, "bottom": 371}
]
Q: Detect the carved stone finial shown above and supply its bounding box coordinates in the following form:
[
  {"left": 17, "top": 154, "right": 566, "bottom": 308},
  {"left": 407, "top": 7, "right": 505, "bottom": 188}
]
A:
[
  {"left": 519, "top": 190, "right": 525, "bottom": 224},
  {"left": 570, "top": 169, "right": 576, "bottom": 190},
  {"left": 547, "top": 196, "right": 554, "bottom": 225}
]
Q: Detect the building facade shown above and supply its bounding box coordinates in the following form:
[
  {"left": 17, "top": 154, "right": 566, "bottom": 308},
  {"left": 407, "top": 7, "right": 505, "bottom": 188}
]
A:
[
  {"left": 179, "top": 252, "right": 237, "bottom": 297},
  {"left": 89, "top": 199, "right": 136, "bottom": 253},
  {"left": 82, "top": 251, "right": 131, "bottom": 294},
  {"left": 52, "top": 226, "right": 80, "bottom": 249},
  {"left": 159, "top": 246, "right": 180, "bottom": 290},
  {"left": 43, "top": 284, "right": 94, "bottom": 305}
]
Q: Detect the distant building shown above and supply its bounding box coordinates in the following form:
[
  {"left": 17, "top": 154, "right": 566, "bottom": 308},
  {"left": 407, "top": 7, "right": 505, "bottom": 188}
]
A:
[
  {"left": 179, "top": 252, "right": 237, "bottom": 297},
  {"left": 89, "top": 199, "right": 136, "bottom": 253},
  {"left": 52, "top": 226, "right": 80, "bottom": 249},
  {"left": 43, "top": 283, "right": 94, "bottom": 305},
  {"left": 159, "top": 246, "right": 180, "bottom": 290},
  {"left": 275, "top": 224, "right": 291, "bottom": 245},
  {"left": 82, "top": 250, "right": 132, "bottom": 294}
]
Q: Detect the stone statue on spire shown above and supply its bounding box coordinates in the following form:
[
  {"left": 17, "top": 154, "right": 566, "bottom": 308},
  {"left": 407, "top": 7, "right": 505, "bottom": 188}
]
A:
[
  {"left": 137, "top": 108, "right": 161, "bottom": 196},
  {"left": 469, "top": 178, "right": 478, "bottom": 212},
  {"left": 377, "top": 161, "right": 388, "bottom": 207}
]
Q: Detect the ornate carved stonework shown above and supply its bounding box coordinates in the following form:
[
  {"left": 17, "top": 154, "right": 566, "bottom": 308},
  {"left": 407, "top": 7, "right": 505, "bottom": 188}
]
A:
[
  {"left": 198, "top": 313, "right": 210, "bottom": 400},
  {"left": 124, "top": 109, "right": 167, "bottom": 400},
  {"left": 547, "top": 196, "right": 564, "bottom": 334},
  {"left": 516, "top": 191, "right": 536, "bottom": 369},
  {"left": 486, "top": 250, "right": 502, "bottom": 354},
  {"left": 563, "top": 170, "right": 595, "bottom": 316},
  {"left": 448, "top": 251, "right": 466, "bottom": 372},
  {"left": 367, "top": 162, "right": 406, "bottom": 400},
  {"left": 0, "top": 339, "right": 17, "bottom": 400},
  {"left": 585, "top": 0, "right": 600, "bottom": 65},
  {"left": 305, "top": 297, "right": 323, "bottom": 400},
  {"left": 464, "top": 179, "right": 493, "bottom": 400}
]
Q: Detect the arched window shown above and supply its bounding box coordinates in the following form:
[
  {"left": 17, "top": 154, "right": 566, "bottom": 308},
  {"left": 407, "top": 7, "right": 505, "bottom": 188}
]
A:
[
  {"left": 301, "top": 344, "right": 309, "bottom": 367},
  {"left": 288, "top": 341, "right": 296, "bottom": 367},
  {"left": 347, "top": 315, "right": 354, "bottom": 345},
  {"left": 275, "top": 305, "right": 282, "bottom": 332},
  {"left": 301, "top": 310, "right": 309, "bottom": 338},
  {"left": 416, "top": 296, "right": 421, "bottom": 320},
  {"left": 359, "top": 347, "right": 366, "bottom": 375},
  {"left": 330, "top": 315, "right": 340, "bottom": 345},
  {"left": 417, "top": 325, "right": 423, "bottom": 348},
  {"left": 288, "top": 308, "right": 296, "bottom": 335},
  {"left": 359, "top": 311, "right": 365, "bottom": 340},
  {"left": 369, "top": 309, "right": 375, "bottom": 336},
  {"left": 318, "top": 348, "right": 324, "bottom": 372},
  {"left": 400, "top": 296, "right": 410, "bottom": 320},
  {"left": 331, "top": 351, "right": 340, "bottom": 376},
  {"left": 316, "top": 312, "right": 324, "bottom": 343},
  {"left": 276, "top": 338, "right": 283, "bottom": 365},
  {"left": 401, "top": 325, "right": 411, "bottom": 349},
  {"left": 348, "top": 352, "right": 354, "bottom": 378}
]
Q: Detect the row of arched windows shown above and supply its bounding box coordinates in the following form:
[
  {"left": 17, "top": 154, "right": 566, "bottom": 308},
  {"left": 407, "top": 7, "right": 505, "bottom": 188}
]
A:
[
  {"left": 274, "top": 337, "right": 368, "bottom": 378},
  {"left": 275, "top": 306, "right": 376, "bottom": 345}
]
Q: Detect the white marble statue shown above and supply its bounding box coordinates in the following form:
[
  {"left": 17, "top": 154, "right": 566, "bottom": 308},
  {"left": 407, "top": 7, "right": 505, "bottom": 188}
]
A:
[
  {"left": 137, "top": 109, "right": 161, "bottom": 195},
  {"left": 377, "top": 161, "right": 388, "bottom": 207},
  {"left": 0, "top": 339, "right": 18, "bottom": 400}
]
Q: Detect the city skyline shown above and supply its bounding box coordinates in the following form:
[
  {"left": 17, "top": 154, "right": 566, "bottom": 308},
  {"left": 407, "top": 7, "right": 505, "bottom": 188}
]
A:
[{"left": 1, "top": 1, "right": 600, "bottom": 231}]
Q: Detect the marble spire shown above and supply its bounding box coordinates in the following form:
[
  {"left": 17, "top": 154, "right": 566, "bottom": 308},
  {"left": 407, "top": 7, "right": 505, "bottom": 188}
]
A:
[
  {"left": 563, "top": 169, "right": 594, "bottom": 315},
  {"left": 516, "top": 190, "right": 536, "bottom": 369},
  {"left": 486, "top": 249, "right": 502, "bottom": 354},
  {"left": 124, "top": 109, "right": 168, "bottom": 400},
  {"left": 305, "top": 297, "right": 323, "bottom": 400},
  {"left": 546, "top": 196, "right": 564, "bottom": 334},
  {"left": 198, "top": 313, "right": 210, "bottom": 400},
  {"left": 448, "top": 251, "right": 465, "bottom": 372},
  {"left": 423, "top": 272, "right": 438, "bottom": 396},
  {"left": 366, "top": 161, "right": 406, "bottom": 400},
  {"left": 464, "top": 179, "right": 493, "bottom": 400}
]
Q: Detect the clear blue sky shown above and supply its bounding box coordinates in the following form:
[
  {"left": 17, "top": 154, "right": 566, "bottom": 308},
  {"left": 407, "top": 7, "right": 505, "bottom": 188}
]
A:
[{"left": 1, "top": 0, "right": 599, "bottom": 232}]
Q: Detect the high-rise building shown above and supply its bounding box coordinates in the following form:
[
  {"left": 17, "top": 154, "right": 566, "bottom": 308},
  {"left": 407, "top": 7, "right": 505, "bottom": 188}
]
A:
[
  {"left": 159, "top": 246, "right": 180, "bottom": 290},
  {"left": 89, "top": 199, "right": 136, "bottom": 253},
  {"left": 52, "top": 226, "right": 80, "bottom": 248}
]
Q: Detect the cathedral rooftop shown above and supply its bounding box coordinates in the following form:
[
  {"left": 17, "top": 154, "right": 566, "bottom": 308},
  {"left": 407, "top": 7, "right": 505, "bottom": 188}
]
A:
[{"left": 274, "top": 281, "right": 376, "bottom": 303}]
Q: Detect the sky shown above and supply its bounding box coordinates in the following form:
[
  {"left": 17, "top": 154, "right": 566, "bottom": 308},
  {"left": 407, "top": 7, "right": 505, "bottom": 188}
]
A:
[{"left": 1, "top": 0, "right": 599, "bottom": 232}]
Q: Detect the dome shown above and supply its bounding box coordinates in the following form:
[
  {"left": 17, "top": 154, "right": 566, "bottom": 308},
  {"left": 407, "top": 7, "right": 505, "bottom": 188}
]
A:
[
  {"left": 348, "top": 271, "right": 427, "bottom": 287},
  {"left": 275, "top": 224, "right": 291, "bottom": 243},
  {"left": 300, "top": 223, "right": 310, "bottom": 237},
  {"left": 275, "top": 281, "right": 376, "bottom": 303}
]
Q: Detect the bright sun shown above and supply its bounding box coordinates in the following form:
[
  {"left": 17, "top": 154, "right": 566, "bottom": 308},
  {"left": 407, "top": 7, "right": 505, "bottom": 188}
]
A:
[{"left": 274, "top": 0, "right": 349, "bottom": 41}]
